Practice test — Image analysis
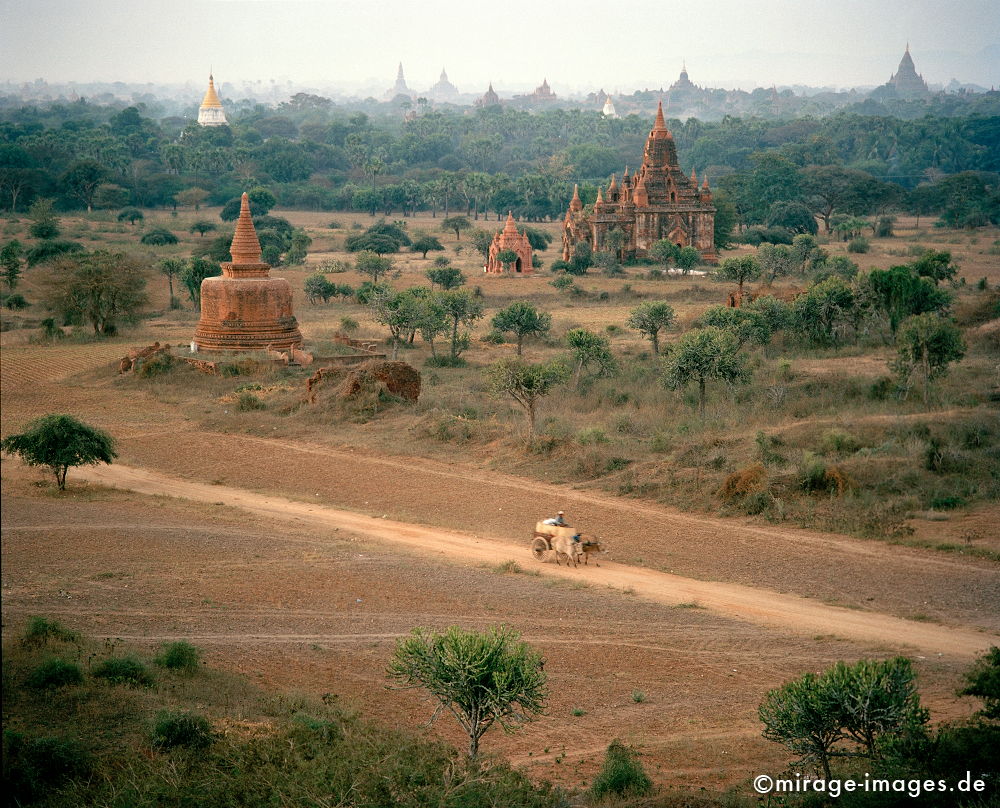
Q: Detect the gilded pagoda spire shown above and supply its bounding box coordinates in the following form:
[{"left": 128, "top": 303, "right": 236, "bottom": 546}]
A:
[
  {"left": 201, "top": 74, "right": 223, "bottom": 108},
  {"left": 229, "top": 193, "right": 263, "bottom": 266}
]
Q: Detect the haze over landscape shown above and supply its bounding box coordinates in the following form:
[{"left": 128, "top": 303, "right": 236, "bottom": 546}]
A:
[{"left": 2, "top": 0, "right": 999, "bottom": 93}]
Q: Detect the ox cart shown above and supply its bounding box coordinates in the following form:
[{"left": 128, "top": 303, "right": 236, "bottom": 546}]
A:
[{"left": 531, "top": 521, "right": 604, "bottom": 566}]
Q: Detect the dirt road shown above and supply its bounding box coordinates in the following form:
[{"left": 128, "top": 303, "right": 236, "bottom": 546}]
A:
[{"left": 79, "top": 463, "right": 996, "bottom": 659}]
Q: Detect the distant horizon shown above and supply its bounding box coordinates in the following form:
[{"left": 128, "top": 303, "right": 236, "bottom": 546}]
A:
[{"left": 2, "top": 0, "right": 998, "bottom": 93}]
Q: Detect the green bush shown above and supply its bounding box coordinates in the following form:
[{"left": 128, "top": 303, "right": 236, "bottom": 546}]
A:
[
  {"left": 136, "top": 352, "right": 175, "bottom": 378},
  {"left": 21, "top": 616, "right": 80, "bottom": 648},
  {"left": 798, "top": 452, "right": 829, "bottom": 492},
  {"left": 847, "top": 237, "right": 870, "bottom": 253},
  {"left": 3, "top": 732, "right": 92, "bottom": 804},
  {"left": 929, "top": 494, "right": 965, "bottom": 510},
  {"left": 155, "top": 641, "right": 202, "bottom": 673},
  {"left": 237, "top": 392, "right": 266, "bottom": 411},
  {"left": 5, "top": 292, "right": 28, "bottom": 309},
  {"left": 590, "top": 740, "right": 653, "bottom": 799},
  {"left": 151, "top": 710, "right": 214, "bottom": 750},
  {"left": 91, "top": 656, "right": 154, "bottom": 687},
  {"left": 577, "top": 427, "right": 609, "bottom": 445},
  {"left": 821, "top": 429, "right": 860, "bottom": 455},
  {"left": 140, "top": 227, "right": 179, "bottom": 246},
  {"left": 26, "top": 659, "right": 84, "bottom": 689}
]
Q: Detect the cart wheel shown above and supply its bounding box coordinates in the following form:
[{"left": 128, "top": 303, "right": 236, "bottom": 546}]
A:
[{"left": 531, "top": 537, "right": 549, "bottom": 560}]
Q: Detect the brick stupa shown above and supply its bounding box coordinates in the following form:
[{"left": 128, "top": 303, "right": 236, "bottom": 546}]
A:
[
  {"left": 484, "top": 212, "right": 533, "bottom": 274},
  {"left": 193, "top": 193, "right": 302, "bottom": 351}
]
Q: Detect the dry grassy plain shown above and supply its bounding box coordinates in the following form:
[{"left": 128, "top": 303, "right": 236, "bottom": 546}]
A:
[{"left": 2, "top": 207, "right": 999, "bottom": 794}]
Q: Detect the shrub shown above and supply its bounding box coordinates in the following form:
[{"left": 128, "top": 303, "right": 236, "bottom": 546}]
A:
[
  {"left": 91, "top": 656, "right": 154, "bottom": 687},
  {"left": 155, "top": 641, "right": 202, "bottom": 673},
  {"left": 236, "top": 392, "right": 266, "bottom": 411},
  {"left": 631, "top": 690, "right": 646, "bottom": 703},
  {"left": 136, "top": 352, "right": 175, "bottom": 378},
  {"left": 718, "top": 464, "right": 767, "bottom": 499},
  {"left": 340, "top": 317, "right": 359, "bottom": 332},
  {"left": 3, "top": 733, "right": 92, "bottom": 804},
  {"left": 797, "top": 453, "right": 851, "bottom": 494},
  {"left": 26, "top": 659, "right": 84, "bottom": 689},
  {"left": 821, "top": 429, "right": 860, "bottom": 455},
  {"left": 590, "top": 740, "right": 653, "bottom": 799},
  {"left": 5, "top": 292, "right": 28, "bottom": 309},
  {"left": 21, "top": 616, "right": 80, "bottom": 648},
  {"left": 25, "top": 239, "right": 84, "bottom": 266},
  {"left": 930, "top": 494, "right": 965, "bottom": 510},
  {"left": 140, "top": 227, "right": 179, "bottom": 246},
  {"left": 577, "top": 427, "right": 609, "bottom": 445},
  {"left": 847, "top": 237, "right": 870, "bottom": 254},
  {"left": 151, "top": 711, "right": 214, "bottom": 750}
]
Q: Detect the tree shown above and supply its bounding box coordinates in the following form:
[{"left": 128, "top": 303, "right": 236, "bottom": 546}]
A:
[
  {"left": 426, "top": 264, "right": 465, "bottom": 290},
  {"left": 415, "top": 294, "right": 450, "bottom": 358},
  {"left": 604, "top": 227, "right": 627, "bottom": 261},
  {"left": 520, "top": 226, "right": 552, "bottom": 252},
  {"left": 220, "top": 187, "right": 275, "bottom": 221},
  {"left": 355, "top": 250, "right": 394, "bottom": 283},
  {"left": 767, "top": 200, "right": 818, "bottom": 235},
  {"left": 893, "top": 313, "right": 965, "bottom": 407},
  {"left": 469, "top": 228, "right": 494, "bottom": 262},
  {"left": 1, "top": 239, "right": 25, "bottom": 290},
  {"left": 304, "top": 271, "right": 336, "bottom": 304},
  {"left": 590, "top": 741, "right": 653, "bottom": 800},
  {"left": 675, "top": 247, "right": 701, "bottom": 272},
  {"left": 189, "top": 220, "right": 217, "bottom": 238},
  {"left": 958, "top": 646, "right": 1000, "bottom": 721},
  {"left": 60, "top": 160, "right": 108, "bottom": 212},
  {"left": 369, "top": 287, "right": 425, "bottom": 360},
  {"left": 496, "top": 248, "right": 519, "bottom": 273},
  {"left": 698, "top": 305, "right": 773, "bottom": 348},
  {"left": 140, "top": 227, "right": 179, "bottom": 246},
  {"left": 662, "top": 327, "right": 751, "bottom": 418},
  {"left": 411, "top": 234, "right": 444, "bottom": 259},
  {"left": 1, "top": 414, "right": 116, "bottom": 491},
  {"left": 438, "top": 288, "right": 484, "bottom": 360},
  {"left": 491, "top": 301, "right": 552, "bottom": 355},
  {"left": 486, "top": 358, "right": 569, "bottom": 440},
  {"left": 28, "top": 199, "right": 60, "bottom": 239},
  {"left": 757, "top": 243, "right": 796, "bottom": 285},
  {"left": 911, "top": 250, "right": 959, "bottom": 286},
  {"left": 717, "top": 256, "right": 762, "bottom": 297},
  {"left": 284, "top": 229, "right": 311, "bottom": 265},
  {"left": 158, "top": 257, "right": 185, "bottom": 303},
  {"left": 174, "top": 187, "right": 210, "bottom": 210},
  {"left": 759, "top": 671, "right": 843, "bottom": 779},
  {"left": 180, "top": 256, "right": 221, "bottom": 311},
  {"left": 863, "top": 265, "right": 952, "bottom": 335},
  {"left": 626, "top": 301, "right": 676, "bottom": 355},
  {"left": 441, "top": 215, "right": 471, "bottom": 240},
  {"left": 387, "top": 625, "right": 546, "bottom": 759},
  {"left": 42, "top": 251, "right": 149, "bottom": 335},
  {"left": 566, "top": 328, "right": 616, "bottom": 387},
  {"left": 791, "top": 277, "right": 856, "bottom": 347},
  {"left": 117, "top": 207, "right": 144, "bottom": 225}
]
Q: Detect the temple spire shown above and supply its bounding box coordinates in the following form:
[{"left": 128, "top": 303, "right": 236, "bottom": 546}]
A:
[
  {"left": 570, "top": 183, "right": 582, "bottom": 211},
  {"left": 229, "top": 193, "right": 262, "bottom": 266},
  {"left": 503, "top": 211, "right": 518, "bottom": 235},
  {"left": 653, "top": 100, "right": 667, "bottom": 131}
]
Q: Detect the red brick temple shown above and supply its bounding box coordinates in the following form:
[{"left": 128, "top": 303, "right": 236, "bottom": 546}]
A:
[
  {"left": 193, "top": 193, "right": 303, "bottom": 351},
  {"left": 562, "top": 102, "right": 716, "bottom": 264},
  {"left": 484, "top": 212, "right": 534, "bottom": 275}
]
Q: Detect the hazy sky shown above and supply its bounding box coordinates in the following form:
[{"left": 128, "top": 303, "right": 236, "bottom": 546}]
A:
[{"left": 2, "top": 0, "right": 998, "bottom": 94}]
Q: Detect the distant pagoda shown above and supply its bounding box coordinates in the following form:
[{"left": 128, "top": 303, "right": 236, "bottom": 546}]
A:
[
  {"left": 428, "top": 67, "right": 459, "bottom": 100},
  {"left": 601, "top": 94, "right": 619, "bottom": 118},
  {"left": 193, "top": 193, "right": 302, "bottom": 352},
  {"left": 475, "top": 82, "right": 501, "bottom": 107},
  {"left": 197, "top": 73, "right": 227, "bottom": 126},
  {"left": 876, "top": 45, "right": 931, "bottom": 99},
  {"left": 484, "top": 212, "right": 533, "bottom": 275},
  {"left": 385, "top": 62, "right": 413, "bottom": 100}
]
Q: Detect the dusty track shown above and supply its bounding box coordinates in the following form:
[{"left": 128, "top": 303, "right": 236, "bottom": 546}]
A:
[{"left": 79, "top": 463, "right": 995, "bottom": 658}]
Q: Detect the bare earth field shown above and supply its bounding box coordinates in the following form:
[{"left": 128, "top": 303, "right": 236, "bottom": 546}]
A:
[{"left": 2, "top": 210, "right": 999, "bottom": 794}]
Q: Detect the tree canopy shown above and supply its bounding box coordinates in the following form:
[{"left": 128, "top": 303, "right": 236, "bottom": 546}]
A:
[{"left": 1, "top": 414, "right": 116, "bottom": 490}]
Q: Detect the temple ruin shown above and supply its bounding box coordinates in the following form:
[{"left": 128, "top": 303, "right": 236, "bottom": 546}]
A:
[
  {"left": 197, "top": 74, "right": 227, "bottom": 127},
  {"left": 561, "top": 102, "right": 717, "bottom": 264},
  {"left": 193, "top": 193, "right": 303, "bottom": 351},
  {"left": 484, "top": 213, "right": 533, "bottom": 275}
]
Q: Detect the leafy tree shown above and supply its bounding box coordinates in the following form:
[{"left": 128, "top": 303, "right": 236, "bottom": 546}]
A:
[
  {"left": 42, "top": 251, "right": 149, "bottom": 334},
  {"left": 140, "top": 227, "right": 179, "bottom": 246},
  {"left": 675, "top": 246, "right": 702, "bottom": 272},
  {"left": 369, "top": 287, "right": 425, "bottom": 359},
  {"left": 791, "top": 277, "right": 856, "bottom": 347},
  {"left": 354, "top": 250, "right": 394, "bottom": 283},
  {"left": 760, "top": 671, "right": 843, "bottom": 779},
  {"left": 438, "top": 288, "right": 484, "bottom": 360},
  {"left": 26, "top": 240, "right": 84, "bottom": 267},
  {"left": 189, "top": 220, "right": 217, "bottom": 238},
  {"left": 626, "top": 301, "right": 676, "bottom": 354},
  {"left": 158, "top": 257, "right": 185, "bottom": 303},
  {"left": 698, "top": 305, "right": 773, "bottom": 348},
  {"left": 345, "top": 220, "right": 411, "bottom": 254},
  {"left": 590, "top": 741, "right": 653, "bottom": 800},
  {"left": 566, "top": 328, "right": 616, "bottom": 387},
  {"left": 180, "top": 257, "right": 221, "bottom": 311},
  {"left": 569, "top": 241, "right": 593, "bottom": 274},
  {"left": 219, "top": 187, "right": 276, "bottom": 221},
  {"left": 757, "top": 243, "right": 796, "bottom": 285},
  {"left": 415, "top": 294, "right": 450, "bottom": 358},
  {"left": 893, "top": 313, "right": 965, "bottom": 407},
  {"left": 604, "top": 227, "right": 627, "bottom": 260},
  {"left": 304, "top": 271, "right": 336, "bottom": 304},
  {"left": 911, "top": 250, "right": 959, "bottom": 286},
  {"left": 648, "top": 239, "right": 680, "bottom": 266},
  {"left": 426, "top": 264, "right": 465, "bottom": 290},
  {"left": 712, "top": 190, "right": 738, "bottom": 251},
  {"left": 958, "top": 646, "right": 1000, "bottom": 721},
  {"left": 441, "top": 215, "right": 471, "bottom": 241},
  {"left": 662, "top": 327, "right": 751, "bottom": 418},
  {"left": 117, "top": 207, "right": 144, "bottom": 225},
  {"left": 387, "top": 625, "right": 546, "bottom": 759},
  {"left": 28, "top": 199, "right": 60, "bottom": 240},
  {"left": 60, "top": 159, "right": 108, "bottom": 212},
  {"left": 469, "top": 228, "right": 493, "bottom": 261},
  {"left": 1, "top": 239, "right": 25, "bottom": 290},
  {"left": 491, "top": 301, "right": 552, "bottom": 355},
  {"left": 863, "top": 265, "right": 952, "bottom": 335},
  {"left": 520, "top": 226, "right": 552, "bottom": 252},
  {"left": 485, "top": 358, "right": 569, "bottom": 440},
  {"left": 767, "top": 200, "right": 818, "bottom": 235},
  {"left": 1, "top": 414, "right": 116, "bottom": 490},
  {"left": 174, "top": 187, "right": 210, "bottom": 210},
  {"left": 411, "top": 234, "right": 444, "bottom": 259},
  {"left": 496, "top": 248, "right": 519, "bottom": 273},
  {"left": 283, "top": 229, "right": 311, "bottom": 265},
  {"left": 717, "top": 255, "right": 762, "bottom": 296}
]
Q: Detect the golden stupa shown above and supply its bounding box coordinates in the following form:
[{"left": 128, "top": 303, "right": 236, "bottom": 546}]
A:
[{"left": 197, "top": 73, "right": 227, "bottom": 126}]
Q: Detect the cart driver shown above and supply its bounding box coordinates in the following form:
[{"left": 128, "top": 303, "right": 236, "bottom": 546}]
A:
[{"left": 542, "top": 510, "right": 568, "bottom": 527}]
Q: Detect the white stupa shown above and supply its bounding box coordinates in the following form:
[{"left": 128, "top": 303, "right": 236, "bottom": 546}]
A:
[{"left": 197, "top": 73, "right": 228, "bottom": 126}]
